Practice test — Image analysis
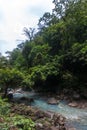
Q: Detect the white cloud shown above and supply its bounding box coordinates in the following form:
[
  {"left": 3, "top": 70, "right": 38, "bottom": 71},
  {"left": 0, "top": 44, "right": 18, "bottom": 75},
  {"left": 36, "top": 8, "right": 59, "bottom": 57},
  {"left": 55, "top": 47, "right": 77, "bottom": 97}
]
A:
[{"left": 0, "top": 0, "right": 54, "bottom": 55}]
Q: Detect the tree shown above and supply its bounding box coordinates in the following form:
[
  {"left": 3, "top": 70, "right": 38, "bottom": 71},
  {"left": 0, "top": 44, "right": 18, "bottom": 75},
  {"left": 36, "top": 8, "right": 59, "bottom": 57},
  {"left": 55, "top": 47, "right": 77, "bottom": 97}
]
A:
[
  {"left": 2, "top": 0, "right": 87, "bottom": 93},
  {"left": 43, "top": 21, "right": 66, "bottom": 55},
  {"left": 28, "top": 44, "right": 51, "bottom": 66},
  {"left": 52, "top": 0, "right": 78, "bottom": 19},
  {"left": 22, "top": 40, "right": 34, "bottom": 68},
  {"left": 23, "top": 27, "right": 35, "bottom": 41},
  {"left": 0, "top": 54, "right": 9, "bottom": 68},
  {"left": 0, "top": 68, "right": 24, "bottom": 98}
]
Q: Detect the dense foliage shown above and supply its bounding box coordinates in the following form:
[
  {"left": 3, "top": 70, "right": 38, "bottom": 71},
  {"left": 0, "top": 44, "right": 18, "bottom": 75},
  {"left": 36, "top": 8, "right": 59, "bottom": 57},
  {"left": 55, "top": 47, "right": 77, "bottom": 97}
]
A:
[
  {"left": 0, "top": 68, "right": 24, "bottom": 97},
  {"left": 0, "top": 0, "right": 87, "bottom": 92},
  {"left": 0, "top": 97, "right": 35, "bottom": 130}
]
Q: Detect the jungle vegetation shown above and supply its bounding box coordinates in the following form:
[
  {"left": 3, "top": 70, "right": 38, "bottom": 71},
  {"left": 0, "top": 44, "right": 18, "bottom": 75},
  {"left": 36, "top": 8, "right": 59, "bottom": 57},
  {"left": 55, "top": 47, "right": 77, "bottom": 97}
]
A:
[{"left": 0, "top": 0, "right": 87, "bottom": 96}]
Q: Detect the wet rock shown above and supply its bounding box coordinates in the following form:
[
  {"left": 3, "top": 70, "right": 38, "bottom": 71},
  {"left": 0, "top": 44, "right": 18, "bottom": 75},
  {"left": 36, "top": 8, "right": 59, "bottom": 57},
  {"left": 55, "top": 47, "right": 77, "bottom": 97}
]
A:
[
  {"left": 35, "top": 123, "right": 43, "bottom": 129},
  {"left": 35, "top": 110, "right": 45, "bottom": 118},
  {"left": 68, "top": 102, "right": 78, "bottom": 107},
  {"left": 44, "top": 111, "right": 54, "bottom": 119},
  {"left": 43, "top": 121, "right": 51, "bottom": 127},
  {"left": 59, "top": 116, "right": 65, "bottom": 125},
  {"left": 47, "top": 98, "right": 59, "bottom": 105},
  {"left": 52, "top": 113, "right": 65, "bottom": 129},
  {"left": 15, "top": 88, "right": 23, "bottom": 93}
]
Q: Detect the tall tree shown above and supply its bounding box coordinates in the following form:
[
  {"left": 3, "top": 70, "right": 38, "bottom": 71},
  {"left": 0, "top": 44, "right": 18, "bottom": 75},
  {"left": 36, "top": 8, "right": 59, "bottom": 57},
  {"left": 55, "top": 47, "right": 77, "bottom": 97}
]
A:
[
  {"left": 23, "top": 27, "right": 35, "bottom": 41},
  {"left": 52, "top": 0, "right": 80, "bottom": 20}
]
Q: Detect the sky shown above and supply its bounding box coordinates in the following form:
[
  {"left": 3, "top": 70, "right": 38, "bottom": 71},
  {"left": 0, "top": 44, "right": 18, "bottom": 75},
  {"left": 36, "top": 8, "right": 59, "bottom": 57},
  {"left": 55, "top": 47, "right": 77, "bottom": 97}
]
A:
[{"left": 0, "top": 0, "right": 54, "bottom": 55}]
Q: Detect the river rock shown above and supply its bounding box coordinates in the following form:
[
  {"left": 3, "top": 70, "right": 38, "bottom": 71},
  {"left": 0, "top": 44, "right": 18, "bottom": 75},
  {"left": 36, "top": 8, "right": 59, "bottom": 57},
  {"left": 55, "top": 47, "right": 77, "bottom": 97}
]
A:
[
  {"left": 47, "top": 98, "right": 59, "bottom": 105},
  {"left": 16, "top": 88, "right": 23, "bottom": 93},
  {"left": 35, "top": 123, "right": 43, "bottom": 129},
  {"left": 44, "top": 111, "right": 54, "bottom": 119},
  {"left": 35, "top": 110, "right": 45, "bottom": 119},
  {"left": 68, "top": 102, "right": 78, "bottom": 107},
  {"left": 52, "top": 114, "right": 65, "bottom": 127}
]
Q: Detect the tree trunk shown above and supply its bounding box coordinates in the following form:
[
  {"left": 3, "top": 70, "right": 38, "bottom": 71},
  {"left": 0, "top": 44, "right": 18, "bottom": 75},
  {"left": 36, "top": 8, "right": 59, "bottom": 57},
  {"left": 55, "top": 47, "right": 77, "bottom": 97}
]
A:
[{"left": 3, "top": 86, "right": 8, "bottom": 98}]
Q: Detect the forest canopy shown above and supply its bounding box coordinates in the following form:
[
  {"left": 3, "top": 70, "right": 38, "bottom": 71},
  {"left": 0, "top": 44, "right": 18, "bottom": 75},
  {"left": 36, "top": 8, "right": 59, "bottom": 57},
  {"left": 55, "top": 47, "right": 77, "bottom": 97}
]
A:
[{"left": 0, "top": 0, "right": 87, "bottom": 94}]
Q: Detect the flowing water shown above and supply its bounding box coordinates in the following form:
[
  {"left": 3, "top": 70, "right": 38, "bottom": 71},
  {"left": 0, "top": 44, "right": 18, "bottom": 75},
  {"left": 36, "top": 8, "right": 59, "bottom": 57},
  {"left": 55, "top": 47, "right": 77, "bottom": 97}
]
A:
[{"left": 13, "top": 92, "right": 87, "bottom": 130}]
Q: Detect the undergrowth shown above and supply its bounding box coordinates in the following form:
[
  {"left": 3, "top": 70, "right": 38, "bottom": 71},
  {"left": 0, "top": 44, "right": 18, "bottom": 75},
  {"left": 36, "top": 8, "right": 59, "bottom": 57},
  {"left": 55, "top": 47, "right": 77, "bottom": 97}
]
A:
[{"left": 0, "top": 97, "right": 35, "bottom": 130}]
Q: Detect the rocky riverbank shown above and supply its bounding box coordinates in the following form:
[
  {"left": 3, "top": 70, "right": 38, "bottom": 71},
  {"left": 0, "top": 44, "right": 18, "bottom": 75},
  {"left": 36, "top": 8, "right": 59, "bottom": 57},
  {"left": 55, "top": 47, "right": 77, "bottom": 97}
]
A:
[
  {"left": 1, "top": 89, "right": 87, "bottom": 130},
  {"left": 42, "top": 88, "right": 87, "bottom": 109},
  {"left": 6, "top": 87, "right": 87, "bottom": 109},
  {"left": 10, "top": 103, "right": 75, "bottom": 130}
]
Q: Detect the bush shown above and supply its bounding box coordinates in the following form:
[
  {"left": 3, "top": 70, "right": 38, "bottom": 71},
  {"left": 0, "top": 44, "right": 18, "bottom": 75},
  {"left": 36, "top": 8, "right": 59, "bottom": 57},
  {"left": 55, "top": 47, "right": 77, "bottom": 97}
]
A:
[
  {"left": 0, "top": 97, "right": 35, "bottom": 130},
  {"left": 0, "top": 97, "right": 10, "bottom": 115},
  {"left": 0, "top": 68, "right": 24, "bottom": 97},
  {"left": 13, "top": 115, "right": 35, "bottom": 130}
]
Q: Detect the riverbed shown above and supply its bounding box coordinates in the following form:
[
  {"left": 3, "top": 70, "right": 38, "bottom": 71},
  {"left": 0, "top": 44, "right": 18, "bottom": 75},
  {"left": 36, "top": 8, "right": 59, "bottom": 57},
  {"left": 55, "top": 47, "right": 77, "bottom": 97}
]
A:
[{"left": 13, "top": 92, "right": 87, "bottom": 130}]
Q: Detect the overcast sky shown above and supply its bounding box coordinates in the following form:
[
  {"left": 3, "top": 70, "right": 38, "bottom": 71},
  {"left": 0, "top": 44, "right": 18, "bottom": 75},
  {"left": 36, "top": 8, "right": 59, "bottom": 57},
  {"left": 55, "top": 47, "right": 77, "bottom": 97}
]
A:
[{"left": 0, "top": 0, "right": 54, "bottom": 55}]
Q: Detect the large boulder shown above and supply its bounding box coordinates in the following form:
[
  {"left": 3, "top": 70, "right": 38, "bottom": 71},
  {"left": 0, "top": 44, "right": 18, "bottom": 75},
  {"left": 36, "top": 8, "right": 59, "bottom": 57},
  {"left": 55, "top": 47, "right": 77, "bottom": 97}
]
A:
[
  {"left": 15, "top": 88, "right": 23, "bottom": 93},
  {"left": 47, "top": 98, "right": 59, "bottom": 105},
  {"left": 35, "top": 123, "right": 43, "bottom": 130},
  {"left": 68, "top": 102, "right": 78, "bottom": 107}
]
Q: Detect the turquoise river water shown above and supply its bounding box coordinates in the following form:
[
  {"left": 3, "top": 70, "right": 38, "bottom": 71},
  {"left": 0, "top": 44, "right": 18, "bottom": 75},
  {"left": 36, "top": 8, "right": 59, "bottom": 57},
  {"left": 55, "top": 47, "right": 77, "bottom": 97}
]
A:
[{"left": 13, "top": 92, "right": 87, "bottom": 130}]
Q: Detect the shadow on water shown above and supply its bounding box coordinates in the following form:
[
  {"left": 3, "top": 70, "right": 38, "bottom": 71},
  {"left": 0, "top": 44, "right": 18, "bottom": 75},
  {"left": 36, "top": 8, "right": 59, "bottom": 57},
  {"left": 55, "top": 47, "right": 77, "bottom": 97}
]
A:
[{"left": 13, "top": 92, "right": 87, "bottom": 130}]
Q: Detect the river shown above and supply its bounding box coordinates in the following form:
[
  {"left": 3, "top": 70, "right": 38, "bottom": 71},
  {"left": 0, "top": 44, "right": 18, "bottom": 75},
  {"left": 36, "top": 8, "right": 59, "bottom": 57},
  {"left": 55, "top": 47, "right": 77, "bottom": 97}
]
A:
[{"left": 13, "top": 92, "right": 87, "bottom": 130}]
